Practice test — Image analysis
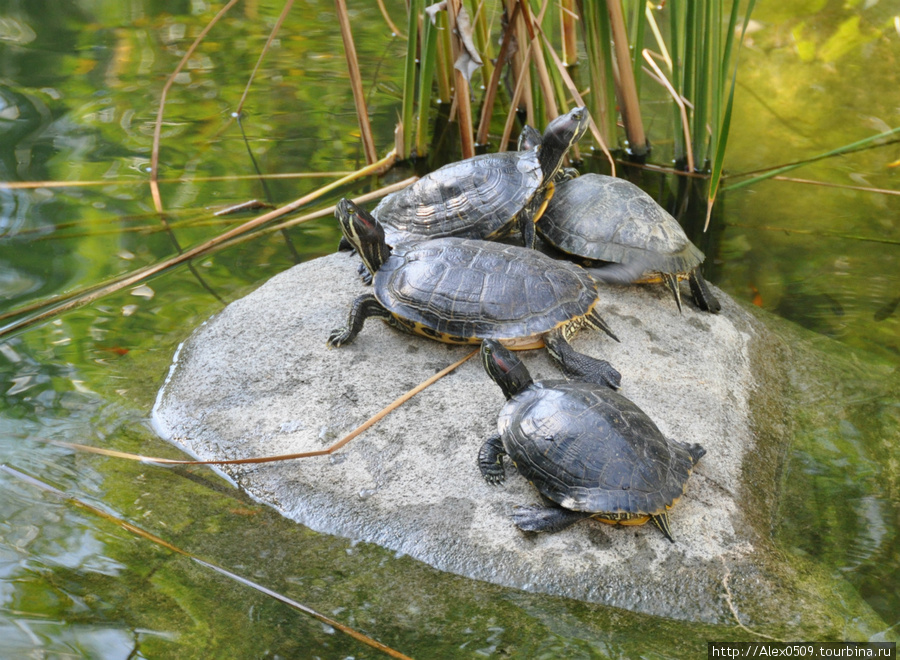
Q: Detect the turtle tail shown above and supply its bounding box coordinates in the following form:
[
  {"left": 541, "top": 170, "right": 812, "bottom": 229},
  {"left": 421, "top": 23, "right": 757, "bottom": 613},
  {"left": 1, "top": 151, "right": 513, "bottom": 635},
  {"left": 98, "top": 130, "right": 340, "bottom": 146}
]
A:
[{"left": 651, "top": 511, "right": 675, "bottom": 543}]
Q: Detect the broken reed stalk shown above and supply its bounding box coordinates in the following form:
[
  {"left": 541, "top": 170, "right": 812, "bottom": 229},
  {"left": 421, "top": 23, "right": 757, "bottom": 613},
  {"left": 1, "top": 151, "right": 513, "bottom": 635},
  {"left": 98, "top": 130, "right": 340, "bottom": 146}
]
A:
[
  {"left": 446, "top": 0, "right": 476, "bottom": 158},
  {"left": 0, "top": 465, "right": 414, "bottom": 660},
  {"left": 0, "top": 152, "right": 397, "bottom": 339},
  {"left": 335, "top": 0, "right": 378, "bottom": 165},
  {"left": 35, "top": 348, "right": 477, "bottom": 466},
  {"left": 606, "top": 0, "right": 647, "bottom": 157},
  {"left": 150, "top": 0, "right": 240, "bottom": 214}
]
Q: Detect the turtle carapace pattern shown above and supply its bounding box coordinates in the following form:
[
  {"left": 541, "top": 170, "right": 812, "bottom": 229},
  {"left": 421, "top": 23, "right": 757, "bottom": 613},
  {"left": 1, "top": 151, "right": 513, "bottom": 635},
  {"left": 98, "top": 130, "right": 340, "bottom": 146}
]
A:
[
  {"left": 478, "top": 340, "right": 705, "bottom": 541},
  {"left": 371, "top": 107, "right": 590, "bottom": 249},
  {"left": 328, "top": 199, "right": 623, "bottom": 389},
  {"left": 537, "top": 173, "right": 721, "bottom": 313}
]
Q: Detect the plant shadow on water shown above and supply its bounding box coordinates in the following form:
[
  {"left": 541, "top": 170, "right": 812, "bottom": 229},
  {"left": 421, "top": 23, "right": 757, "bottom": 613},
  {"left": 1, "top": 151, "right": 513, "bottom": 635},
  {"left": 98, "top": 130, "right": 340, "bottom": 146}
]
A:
[{"left": 0, "top": 1, "right": 898, "bottom": 657}]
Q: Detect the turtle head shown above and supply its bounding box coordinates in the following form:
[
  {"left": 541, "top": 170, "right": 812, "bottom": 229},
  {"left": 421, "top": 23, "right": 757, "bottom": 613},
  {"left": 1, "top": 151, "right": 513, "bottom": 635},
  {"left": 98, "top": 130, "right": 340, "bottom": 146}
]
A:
[
  {"left": 538, "top": 106, "right": 590, "bottom": 181},
  {"left": 481, "top": 339, "right": 534, "bottom": 400},
  {"left": 335, "top": 198, "right": 392, "bottom": 277},
  {"left": 517, "top": 124, "right": 542, "bottom": 152}
]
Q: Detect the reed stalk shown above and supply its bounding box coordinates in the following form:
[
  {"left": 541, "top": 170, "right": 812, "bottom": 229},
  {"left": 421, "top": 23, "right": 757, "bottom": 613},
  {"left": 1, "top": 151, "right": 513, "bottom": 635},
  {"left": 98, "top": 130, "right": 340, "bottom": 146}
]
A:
[
  {"left": 447, "top": 0, "right": 476, "bottom": 158},
  {"left": 415, "top": 15, "right": 439, "bottom": 156},
  {"left": 435, "top": 11, "right": 453, "bottom": 104},
  {"left": 399, "top": 0, "right": 422, "bottom": 159},
  {"left": 606, "top": 0, "right": 647, "bottom": 156},
  {"left": 475, "top": 1, "right": 521, "bottom": 146},
  {"left": 335, "top": 0, "right": 378, "bottom": 164},
  {"left": 466, "top": 0, "right": 495, "bottom": 91},
  {"left": 560, "top": 0, "right": 578, "bottom": 66}
]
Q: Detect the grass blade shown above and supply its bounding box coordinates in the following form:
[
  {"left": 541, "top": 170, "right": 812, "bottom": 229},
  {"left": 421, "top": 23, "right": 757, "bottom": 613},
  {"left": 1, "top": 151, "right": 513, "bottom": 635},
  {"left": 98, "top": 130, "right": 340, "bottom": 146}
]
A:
[
  {"left": 706, "top": 0, "right": 759, "bottom": 229},
  {"left": 416, "top": 14, "right": 439, "bottom": 155},
  {"left": 400, "top": 0, "right": 422, "bottom": 159}
]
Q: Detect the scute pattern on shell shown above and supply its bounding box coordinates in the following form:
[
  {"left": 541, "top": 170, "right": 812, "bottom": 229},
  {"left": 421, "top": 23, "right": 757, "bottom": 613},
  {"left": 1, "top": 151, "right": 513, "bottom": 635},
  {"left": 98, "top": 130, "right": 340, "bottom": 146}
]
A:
[
  {"left": 497, "top": 381, "right": 697, "bottom": 515},
  {"left": 374, "top": 238, "right": 598, "bottom": 340},
  {"left": 373, "top": 149, "right": 543, "bottom": 246},
  {"left": 539, "top": 173, "right": 705, "bottom": 275}
]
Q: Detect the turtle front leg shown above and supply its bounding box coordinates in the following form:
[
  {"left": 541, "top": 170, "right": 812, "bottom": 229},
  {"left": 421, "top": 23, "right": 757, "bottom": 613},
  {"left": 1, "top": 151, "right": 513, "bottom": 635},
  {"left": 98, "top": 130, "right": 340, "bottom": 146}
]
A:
[
  {"left": 511, "top": 504, "right": 593, "bottom": 533},
  {"left": 516, "top": 207, "right": 536, "bottom": 249},
  {"left": 688, "top": 269, "right": 721, "bottom": 314},
  {"left": 544, "top": 314, "right": 621, "bottom": 389},
  {"left": 478, "top": 433, "right": 507, "bottom": 485},
  {"left": 327, "top": 294, "right": 393, "bottom": 347}
]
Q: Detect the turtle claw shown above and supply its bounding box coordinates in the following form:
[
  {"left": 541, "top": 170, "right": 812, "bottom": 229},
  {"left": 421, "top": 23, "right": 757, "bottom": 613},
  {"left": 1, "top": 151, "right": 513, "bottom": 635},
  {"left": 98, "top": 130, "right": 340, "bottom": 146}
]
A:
[
  {"left": 357, "top": 262, "right": 373, "bottom": 285},
  {"left": 482, "top": 466, "right": 506, "bottom": 486},
  {"left": 478, "top": 434, "right": 507, "bottom": 485},
  {"left": 327, "top": 328, "right": 351, "bottom": 348}
]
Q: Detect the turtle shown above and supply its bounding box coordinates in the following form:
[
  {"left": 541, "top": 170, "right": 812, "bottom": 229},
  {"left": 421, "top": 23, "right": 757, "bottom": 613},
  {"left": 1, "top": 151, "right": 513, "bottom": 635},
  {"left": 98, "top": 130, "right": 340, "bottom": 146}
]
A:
[
  {"left": 327, "top": 198, "right": 627, "bottom": 389},
  {"left": 477, "top": 339, "right": 706, "bottom": 542},
  {"left": 536, "top": 173, "right": 721, "bottom": 313},
  {"left": 369, "top": 106, "right": 590, "bottom": 250}
]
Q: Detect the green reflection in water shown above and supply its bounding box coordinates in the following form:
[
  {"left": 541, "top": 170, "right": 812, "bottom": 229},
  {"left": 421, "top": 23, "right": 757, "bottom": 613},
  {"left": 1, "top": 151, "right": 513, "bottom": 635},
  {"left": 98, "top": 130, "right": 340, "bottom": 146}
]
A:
[{"left": 0, "top": 0, "right": 898, "bottom": 657}]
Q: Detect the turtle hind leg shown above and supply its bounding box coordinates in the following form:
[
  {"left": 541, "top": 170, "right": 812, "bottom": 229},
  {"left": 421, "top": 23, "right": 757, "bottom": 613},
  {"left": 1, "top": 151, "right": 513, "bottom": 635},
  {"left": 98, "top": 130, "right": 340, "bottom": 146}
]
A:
[
  {"left": 688, "top": 269, "right": 721, "bottom": 314},
  {"left": 651, "top": 511, "right": 675, "bottom": 543},
  {"left": 544, "top": 323, "right": 621, "bottom": 389},
  {"left": 327, "top": 294, "right": 393, "bottom": 347},
  {"left": 661, "top": 272, "right": 684, "bottom": 313},
  {"left": 478, "top": 434, "right": 507, "bottom": 485},
  {"left": 511, "top": 504, "right": 594, "bottom": 533}
]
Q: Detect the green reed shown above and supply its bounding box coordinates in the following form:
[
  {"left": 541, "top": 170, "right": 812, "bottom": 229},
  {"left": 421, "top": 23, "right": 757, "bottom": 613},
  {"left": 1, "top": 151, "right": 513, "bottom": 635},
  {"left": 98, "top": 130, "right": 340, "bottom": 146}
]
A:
[{"left": 385, "top": 0, "right": 756, "bottom": 221}]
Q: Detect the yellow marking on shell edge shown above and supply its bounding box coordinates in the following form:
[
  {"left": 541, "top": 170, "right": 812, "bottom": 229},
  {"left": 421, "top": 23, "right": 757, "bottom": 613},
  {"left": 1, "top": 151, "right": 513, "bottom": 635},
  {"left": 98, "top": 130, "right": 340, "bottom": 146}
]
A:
[
  {"left": 405, "top": 320, "right": 547, "bottom": 349},
  {"left": 593, "top": 514, "right": 651, "bottom": 527},
  {"left": 392, "top": 285, "right": 600, "bottom": 349},
  {"left": 637, "top": 272, "right": 691, "bottom": 285},
  {"left": 592, "top": 500, "right": 677, "bottom": 527}
]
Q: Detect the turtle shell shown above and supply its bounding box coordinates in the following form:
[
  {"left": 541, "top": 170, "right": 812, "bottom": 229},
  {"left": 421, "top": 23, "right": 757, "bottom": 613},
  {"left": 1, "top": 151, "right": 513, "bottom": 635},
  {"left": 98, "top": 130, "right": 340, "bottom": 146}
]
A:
[
  {"left": 373, "top": 149, "right": 543, "bottom": 247},
  {"left": 538, "top": 173, "right": 704, "bottom": 275},
  {"left": 497, "top": 381, "right": 700, "bottom": 516},
  {"left": 373, "top": 238, "right": 597, "bottom": 344}
]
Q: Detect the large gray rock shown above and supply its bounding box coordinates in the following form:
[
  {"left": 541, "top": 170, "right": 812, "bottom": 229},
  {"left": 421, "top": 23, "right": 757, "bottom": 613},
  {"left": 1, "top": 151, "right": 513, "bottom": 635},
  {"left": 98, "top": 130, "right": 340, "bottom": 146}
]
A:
[{"left": 151, "top": 252, "right": 886, "bottom": 632}]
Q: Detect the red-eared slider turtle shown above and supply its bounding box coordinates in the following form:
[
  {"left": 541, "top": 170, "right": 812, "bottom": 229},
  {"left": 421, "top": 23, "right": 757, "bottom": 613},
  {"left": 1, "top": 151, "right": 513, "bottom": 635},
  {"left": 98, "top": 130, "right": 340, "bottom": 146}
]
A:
[
  {"left": 478, "top": 340, "right": 705, "bottom": 541},
  {"left": 537, "top": 173, "right": 721, "bottom": 313},
  {"left": 371, "top": 107, "right": 589, "bottom": 249},
  {"left": 328, "top": 199, "right": 624, "bottom": 388}
]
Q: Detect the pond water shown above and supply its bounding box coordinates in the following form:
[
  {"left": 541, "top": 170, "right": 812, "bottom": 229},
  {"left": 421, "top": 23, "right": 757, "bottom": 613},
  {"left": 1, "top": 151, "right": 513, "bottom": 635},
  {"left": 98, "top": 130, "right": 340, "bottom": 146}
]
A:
[{"left": 0, "top": 1, "right": 897, "bottom": 658}]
